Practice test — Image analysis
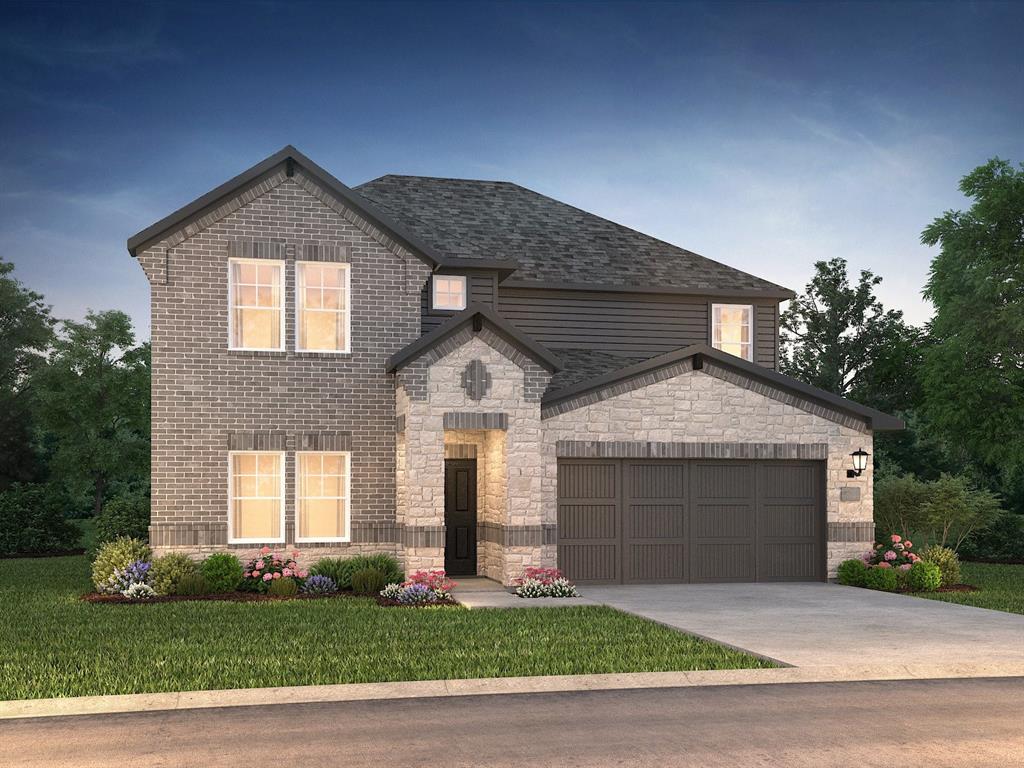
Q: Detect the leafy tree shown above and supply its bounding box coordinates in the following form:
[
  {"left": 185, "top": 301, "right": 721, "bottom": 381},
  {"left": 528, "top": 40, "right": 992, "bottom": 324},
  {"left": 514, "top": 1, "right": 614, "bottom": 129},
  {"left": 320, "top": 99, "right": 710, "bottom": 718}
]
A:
[
  {"left": 779, "top": 257, "right": 922, "bottom": 415},
  {"left": 873, "top": 474, "right": 931, "bottom": 541},
  {"left": 0, "top": 258, "right": 55, "bottom": 487},
  {"left": 921, "top": 158, "right": 1024, "bottom": 477},
  {"left": 34, "top": 310, "right": 150, "bottom": 516},
  {"left": 922, "top": 474, "right": 1002, "bottom": 551}
]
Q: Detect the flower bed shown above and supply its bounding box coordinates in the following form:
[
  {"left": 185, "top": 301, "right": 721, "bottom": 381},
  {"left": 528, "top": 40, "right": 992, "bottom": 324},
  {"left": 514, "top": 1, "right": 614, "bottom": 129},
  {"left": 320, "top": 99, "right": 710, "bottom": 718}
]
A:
[
  {"left": 514, "top": 567, "right": 579, "bottom": 598},
  {"left": 838, "top": 534, "right": 947, "bottom": 593},
  {"left": 378, "top": 569, "right": 458, "bottom": 606}
]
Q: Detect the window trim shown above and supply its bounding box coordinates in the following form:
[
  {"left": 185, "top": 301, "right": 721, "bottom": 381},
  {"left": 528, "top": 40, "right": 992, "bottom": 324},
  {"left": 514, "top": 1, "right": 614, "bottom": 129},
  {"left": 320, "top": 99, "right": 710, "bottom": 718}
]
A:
[
  {"left": 431, "top": 274, "right": 468, "bottom": 312},
  {"left": 710, "top": 302, "right": 754, "bottom": 362},
  {"left": 227, "top": 258, "right": 286, "bottom": 352},
  {"left": 294, "top": 261, "right": 352, "bottom": 354},
  {"left": 227, "top": 450, "right": 286, "bottom": 545},
  {"left": 294, "top": 451, "right": 352, "bottom": 543}
]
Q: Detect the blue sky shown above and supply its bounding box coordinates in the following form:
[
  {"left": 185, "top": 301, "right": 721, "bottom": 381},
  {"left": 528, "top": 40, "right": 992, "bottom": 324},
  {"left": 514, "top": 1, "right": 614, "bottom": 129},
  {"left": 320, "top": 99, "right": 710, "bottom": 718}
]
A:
[{"left": 2, "top": 0, "right": 1022, "bottom": 337}]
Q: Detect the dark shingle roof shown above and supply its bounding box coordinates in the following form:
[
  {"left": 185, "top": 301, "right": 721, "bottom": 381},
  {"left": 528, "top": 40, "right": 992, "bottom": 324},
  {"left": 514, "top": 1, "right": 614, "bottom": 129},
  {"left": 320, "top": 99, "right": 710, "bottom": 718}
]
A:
[
  {"left": 354, "top": 175, "right": 793, "bottom": 296},
  {"left": 545, "top": 349, "right": 648, "bottom": 397}
]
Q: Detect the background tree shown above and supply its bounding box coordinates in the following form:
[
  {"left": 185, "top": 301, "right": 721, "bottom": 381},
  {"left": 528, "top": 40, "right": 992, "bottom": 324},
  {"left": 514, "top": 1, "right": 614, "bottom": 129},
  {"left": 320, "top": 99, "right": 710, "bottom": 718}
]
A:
[
  {"left": 0, "top": 258, "right": 55, "bottom": 488},
  {"left": 34, "top": 310, "right": 150, "bottom": 516},
  {"left": 921, "top": 159, "right": 1024, "bottom": 479}
]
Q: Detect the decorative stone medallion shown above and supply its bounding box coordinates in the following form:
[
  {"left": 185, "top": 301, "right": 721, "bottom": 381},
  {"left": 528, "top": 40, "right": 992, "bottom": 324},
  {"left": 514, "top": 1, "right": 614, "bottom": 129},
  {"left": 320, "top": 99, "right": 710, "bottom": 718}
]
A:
[{"left": 461, "top": 359, "right": 492, "bottom": 401}]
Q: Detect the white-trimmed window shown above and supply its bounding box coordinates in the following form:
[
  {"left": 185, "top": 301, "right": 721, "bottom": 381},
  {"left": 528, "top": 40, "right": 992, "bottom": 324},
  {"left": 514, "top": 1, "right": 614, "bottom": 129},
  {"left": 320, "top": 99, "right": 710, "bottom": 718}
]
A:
[
  {"left": 432, "top": 275, "right": 467, "bottom": 311},
  {"left": 297, "top": 262, "right": 350, "bottom": 353},
  {"left": 228, "top": 452, "right": 285, "bottom": 543},
  {"left": 296, "top": 452, "right": 351, "bottom": 542},
  {"left": 228, "top": 259, "right": 284, "bottom": 350},
  {"left": 711, "top": 303, "right": 753, "bottom": 361}
]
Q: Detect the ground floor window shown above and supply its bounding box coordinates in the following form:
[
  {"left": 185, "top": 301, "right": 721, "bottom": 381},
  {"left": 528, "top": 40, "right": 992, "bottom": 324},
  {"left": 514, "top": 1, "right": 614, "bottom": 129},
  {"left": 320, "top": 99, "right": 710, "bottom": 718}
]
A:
[
  {"left": 296, "top": 452, "right": 350, "bottom": 542},
  {"left": 229, "top": 451, "right": 285, "bottom": 543}
]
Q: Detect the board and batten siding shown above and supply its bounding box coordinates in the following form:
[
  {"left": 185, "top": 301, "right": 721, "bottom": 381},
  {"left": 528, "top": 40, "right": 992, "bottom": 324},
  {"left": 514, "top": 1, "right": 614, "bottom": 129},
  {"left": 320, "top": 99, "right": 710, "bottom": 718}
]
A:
[{"left": 498, "top": 287, "right": 779, "bottom": 367}]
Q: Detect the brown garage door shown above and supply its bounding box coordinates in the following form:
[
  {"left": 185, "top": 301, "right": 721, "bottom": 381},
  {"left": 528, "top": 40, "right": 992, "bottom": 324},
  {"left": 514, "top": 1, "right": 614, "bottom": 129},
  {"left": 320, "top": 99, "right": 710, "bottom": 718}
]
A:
[{"left": 557, "top": 459, "right": 825, "bottom": 584}]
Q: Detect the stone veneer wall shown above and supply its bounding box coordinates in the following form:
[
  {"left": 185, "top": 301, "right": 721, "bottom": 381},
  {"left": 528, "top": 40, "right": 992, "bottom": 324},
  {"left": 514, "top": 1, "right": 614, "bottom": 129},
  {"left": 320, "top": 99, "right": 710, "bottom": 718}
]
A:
[
  {"left": 444, "top": 429, "right": 507, "bottom": 580},
  {"left": 541, "top": 365, "right": 874, "bottom": 577},
  {"left": 135, "top": 169, "right": 431, "bottom": 564},
  {"left": 396, "top": 333, "right": 552, "bottom": 584}
]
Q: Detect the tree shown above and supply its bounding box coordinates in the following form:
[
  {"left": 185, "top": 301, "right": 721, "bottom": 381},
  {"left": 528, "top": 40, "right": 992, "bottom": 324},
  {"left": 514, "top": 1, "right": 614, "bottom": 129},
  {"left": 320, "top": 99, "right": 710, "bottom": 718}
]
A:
[
  {"left": 922, "top": 474, "right": 1002, "bottom": 551},
  {"left": 0, "top": 258, "right": 55, "bottom": 488},
  {"left": 34, "top": 311, "right": 150, "bottom": 516},
  {"left": 779, "top": 258, "right": 922, "bottom": 415},
  {"left": 921, "top": 158, "right": 1024, "bottom": 477}
]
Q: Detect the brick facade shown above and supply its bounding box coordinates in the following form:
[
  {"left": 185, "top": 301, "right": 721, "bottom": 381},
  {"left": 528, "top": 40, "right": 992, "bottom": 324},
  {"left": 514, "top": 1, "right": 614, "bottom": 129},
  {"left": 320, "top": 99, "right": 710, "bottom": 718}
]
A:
[{"left": 136, "top": 170, "right": 430, "bottom": 562}]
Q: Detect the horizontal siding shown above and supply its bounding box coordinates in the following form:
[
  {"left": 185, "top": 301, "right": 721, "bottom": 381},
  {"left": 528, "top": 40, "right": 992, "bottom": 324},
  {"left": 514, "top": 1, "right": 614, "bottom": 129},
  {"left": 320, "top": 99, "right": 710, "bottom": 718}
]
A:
[{"left": 498, "top": 288, "right": 709, "bottom": 357}]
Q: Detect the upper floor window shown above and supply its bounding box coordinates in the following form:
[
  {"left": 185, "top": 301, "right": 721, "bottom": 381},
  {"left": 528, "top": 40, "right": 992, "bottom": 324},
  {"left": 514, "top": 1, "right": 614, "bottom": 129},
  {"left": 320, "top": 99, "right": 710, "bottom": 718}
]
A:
[
  {"left": 229, "top": 258, "right": 284, "bottom": 350},
  {"left": 711, "top": 303, "right": 753, "bottom": 361},
  {"left": 297, "top": 262, "right": 350, "bottom": 353},
  {"left": 432, "top": 275, "right": 467, "bottom": 311}
]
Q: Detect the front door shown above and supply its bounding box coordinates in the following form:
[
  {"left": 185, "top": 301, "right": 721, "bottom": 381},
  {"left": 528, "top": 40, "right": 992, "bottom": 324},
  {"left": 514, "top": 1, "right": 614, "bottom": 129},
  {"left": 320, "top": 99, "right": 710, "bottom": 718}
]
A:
[{"left": 444, "top": 459, "right": 477, "bottom": 575}]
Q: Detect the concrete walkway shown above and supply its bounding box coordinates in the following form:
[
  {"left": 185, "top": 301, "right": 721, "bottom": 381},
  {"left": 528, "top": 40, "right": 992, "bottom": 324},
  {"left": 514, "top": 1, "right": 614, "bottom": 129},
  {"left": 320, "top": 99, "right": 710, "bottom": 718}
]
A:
[{"left": 581, "top": 582, "right": 1024, "bottom": 667}]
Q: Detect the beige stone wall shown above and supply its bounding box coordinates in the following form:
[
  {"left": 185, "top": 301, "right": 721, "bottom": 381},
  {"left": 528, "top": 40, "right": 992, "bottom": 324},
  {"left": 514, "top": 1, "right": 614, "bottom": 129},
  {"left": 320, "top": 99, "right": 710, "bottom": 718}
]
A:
[
  {"left": 397, "top": 335, "right": 551, "bottom": 584},
  {"left": 541, "top": 367, "right": 874, "bottom": 577}
]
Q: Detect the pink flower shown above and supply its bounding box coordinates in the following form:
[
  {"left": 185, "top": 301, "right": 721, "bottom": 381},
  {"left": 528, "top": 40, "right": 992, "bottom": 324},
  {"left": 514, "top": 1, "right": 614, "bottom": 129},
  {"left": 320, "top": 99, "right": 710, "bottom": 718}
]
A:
[
  {"left": 884, "top": 550, "right": 897, "bottom": 561},
  {"left": 292, "top": 550, "right": 300, "bottom": 559},
  {"left": 898, "top": 563, "right": 912, "bottom": 572},
  {"left": 260, "top": 546, "right": 271, "bottom": 554},
  {"left": 297, "top": 570, "right": 307, "bottom": 578},
  {"left": 890, "top": 534, "right": 902, "bottom": 543},
  {"left": 256, "top": 560, "right": 265, "bottom": 570},
  {"left": 877, "top": 562, "right": 892, "bottom": 569},
  {"left": 273, "top": 572, "right": 281, "bottom": 579},
  {"left": 904, "top": 541, "right": 913, "bottom": 549},
  {"left": 283, "top": 568, "right": 292, "bottom": 577},
  {"left": 251, "top": 570, "right": 260, "bottom": 577},
  {"left": 262, "top": 573, "right": 273, "bottom": 581}
]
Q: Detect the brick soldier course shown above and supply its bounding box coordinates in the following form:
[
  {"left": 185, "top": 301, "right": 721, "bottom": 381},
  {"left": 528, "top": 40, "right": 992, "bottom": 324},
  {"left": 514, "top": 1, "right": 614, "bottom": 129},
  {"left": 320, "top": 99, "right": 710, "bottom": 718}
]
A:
[{"left": 129, "top": 146, "right": 902, "bottom": 585}]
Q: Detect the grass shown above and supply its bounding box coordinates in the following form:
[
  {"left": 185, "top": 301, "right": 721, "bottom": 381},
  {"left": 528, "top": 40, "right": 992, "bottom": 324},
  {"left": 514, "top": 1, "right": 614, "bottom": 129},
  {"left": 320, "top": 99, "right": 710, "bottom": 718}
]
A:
[
  {"left": 0, "top": 555, "right": 772, "bottom": 701},
  {"left": 910, "top": 562, "right": 1024, "bottom": 615}
]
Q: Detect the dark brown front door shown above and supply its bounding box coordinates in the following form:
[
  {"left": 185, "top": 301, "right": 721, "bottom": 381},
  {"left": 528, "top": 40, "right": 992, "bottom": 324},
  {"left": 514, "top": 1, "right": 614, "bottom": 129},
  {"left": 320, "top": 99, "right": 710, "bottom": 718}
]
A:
[{"left": 444, "top": 459, "right": 477, "bottom": 576}]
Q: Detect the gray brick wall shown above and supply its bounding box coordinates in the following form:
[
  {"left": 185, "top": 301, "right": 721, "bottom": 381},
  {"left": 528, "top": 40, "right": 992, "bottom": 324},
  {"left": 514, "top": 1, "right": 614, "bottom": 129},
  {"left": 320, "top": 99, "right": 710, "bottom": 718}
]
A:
[{"left": 135, "top": 171, "right": 431, "bottom": 554}]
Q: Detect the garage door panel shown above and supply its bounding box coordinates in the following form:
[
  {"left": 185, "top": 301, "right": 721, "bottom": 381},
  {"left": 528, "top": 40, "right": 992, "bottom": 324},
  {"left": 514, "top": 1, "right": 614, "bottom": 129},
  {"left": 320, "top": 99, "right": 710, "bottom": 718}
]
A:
[
  {"left": 559, "top": 504, "right": 618, "bottom": 540},
  {"left": 627, "top": 543, "right": 685, "bottom": 582},
  {"left": 692, "top": 504, "right": 755, "bottom": 538},
  {"left": 627, "top": 504, "right": 685, "bottom": 538},
  {"left": 693, "top": 463, "right": 753, "bottom": 498},
  {"left": 558, "top": 544, "right": 618, "bottom": 582},
  {"left": 558, "top": 463, "right": 617, "bottom": 499},
  {"left": 626, "top": 463, "right": 686, "bottom": 498},
  {"left": 692, "top": 543, "right": 755, "bottom": 582},
  {"left": 761, "top": 504, "right": 817, "bottom": 539},
  {"left": 761, "top": 464, "right": 817, "bottom": 499},
  {"left": 759, "top": 542, "right": 820, "bottom": 580}
]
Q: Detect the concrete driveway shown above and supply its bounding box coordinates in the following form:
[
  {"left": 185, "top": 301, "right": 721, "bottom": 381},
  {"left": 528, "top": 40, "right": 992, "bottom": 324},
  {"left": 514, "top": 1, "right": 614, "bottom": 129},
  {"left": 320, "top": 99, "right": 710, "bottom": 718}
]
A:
[{"left": 581, "top": 583, "right": 1024, "bottom": 667}]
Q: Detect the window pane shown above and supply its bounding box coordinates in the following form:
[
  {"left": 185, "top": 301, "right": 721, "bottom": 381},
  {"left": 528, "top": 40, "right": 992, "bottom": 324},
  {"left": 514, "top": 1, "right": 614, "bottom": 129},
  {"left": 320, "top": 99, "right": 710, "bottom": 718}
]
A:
[
  {"left": 230, "top": 260, "right": 282, "bottom": 349},
  {"left": 231, "top": 453, "right": 282, "bottom": 541},
  {"left": 298, "top": 452, "right": 348, "bottom": 540},
  {"left": 235, "top": 308, "right": 280, "bottom": 349},
  {"left": 433, "top": 275, "right": 465, "bottom": 309},
  {"left": 298, "top": 263, "right": 348, "bottom": 351},
  {"left": 301, "top": 310, "right": 341, "bottom": 351},
  {"left": 234, "top": 261, "right": 258, "bottom": 284},
  {"left": 712, "top": 305, "right": 752, "bottom": 361}
]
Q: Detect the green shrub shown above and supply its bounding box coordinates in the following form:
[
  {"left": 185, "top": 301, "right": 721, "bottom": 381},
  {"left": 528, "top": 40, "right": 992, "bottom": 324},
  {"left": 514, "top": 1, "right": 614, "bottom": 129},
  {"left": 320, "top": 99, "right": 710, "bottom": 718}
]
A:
[
  {"left": 862, "top": 566, "right": 899, "bottom": 592},
  {"left": 91, "top": 537, "right": 152, "bottom": 592},
  {"left": 310, "top": 554, "right": 402, "bottom": 590},
  {"left": 905, "top": 561, "right": 942, "bottom": 592},
  {"left": 149, "top": 552, "right": 198, "bottom": 596},
  {"left": 95, "top": 495, "right": 150, "bottom": 546},
  {"left": 921, "top": 544, "right": 961, "bottom": 586},
  {"left": 836, "top": 558, "right": 869, "bottom": 587},
  {"left": 0, "top": 483, "right": 79, "bottom": 556},
  {"left": 960, "top": 513, "right": 1024, "bottom": 562},
  {"left": 874, "top": 475, "right": 930, "bottom": 542},
  {"left": 200, "top": 553, "right": 244, "bottom": 594},
  {"left": 174, "top": 573, "right": 208, "bottom": 596},
  {"left": 267, "top": 577, "right": 299, "bottom": 597},
  {"left": 351, "top": 567, "right": 389, "bottom": 595}
]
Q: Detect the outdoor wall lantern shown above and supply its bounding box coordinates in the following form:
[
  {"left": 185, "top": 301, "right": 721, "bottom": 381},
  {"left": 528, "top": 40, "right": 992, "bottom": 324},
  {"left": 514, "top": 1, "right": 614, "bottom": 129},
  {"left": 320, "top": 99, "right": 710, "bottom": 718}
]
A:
[{"left": 847, "top": 449, "right": 870, "bottom": 478}]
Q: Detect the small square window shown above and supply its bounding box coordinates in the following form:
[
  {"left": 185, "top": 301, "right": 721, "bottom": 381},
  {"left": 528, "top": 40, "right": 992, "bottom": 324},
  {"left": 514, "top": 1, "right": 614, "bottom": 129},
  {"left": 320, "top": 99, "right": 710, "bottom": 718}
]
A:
[{"left": 432, "top": 275, "right": 467, "bottom": 311}]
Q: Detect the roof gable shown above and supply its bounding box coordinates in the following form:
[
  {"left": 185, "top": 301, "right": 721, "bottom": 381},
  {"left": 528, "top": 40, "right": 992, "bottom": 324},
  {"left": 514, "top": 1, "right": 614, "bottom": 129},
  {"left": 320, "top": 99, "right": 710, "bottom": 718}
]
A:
[
  {"left": 387, "top": 304, "right": 563, "bottom": 374},
  {"left": 126, "top": 146, "right": 443, "bottom": 266}
]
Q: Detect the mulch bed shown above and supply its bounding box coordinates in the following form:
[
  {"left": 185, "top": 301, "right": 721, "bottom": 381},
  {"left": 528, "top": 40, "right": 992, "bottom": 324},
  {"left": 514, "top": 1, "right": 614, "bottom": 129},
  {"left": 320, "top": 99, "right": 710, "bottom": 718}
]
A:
[
  {"left": 935, "top": 584, "right": 980, "bottom": 593},
  {"left": 375, "top": 596, "right": 459, "bottom": 607},
  {"left": 81, "top": 591, "right": 368, "bottom": 605}
]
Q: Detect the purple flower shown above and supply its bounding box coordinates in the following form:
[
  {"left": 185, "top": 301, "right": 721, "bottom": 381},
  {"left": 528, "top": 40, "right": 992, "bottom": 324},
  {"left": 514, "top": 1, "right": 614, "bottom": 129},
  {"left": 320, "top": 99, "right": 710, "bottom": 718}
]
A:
[{"left": 884, "top": 550, "right": 897, "bottom": 561}]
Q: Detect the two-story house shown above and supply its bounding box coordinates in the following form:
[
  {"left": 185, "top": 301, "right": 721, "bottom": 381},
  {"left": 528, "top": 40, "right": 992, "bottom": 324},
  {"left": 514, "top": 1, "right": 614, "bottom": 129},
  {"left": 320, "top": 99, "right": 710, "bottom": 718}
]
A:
[{"left": 128, "top": 146, "right": 901, "bottom": 586}]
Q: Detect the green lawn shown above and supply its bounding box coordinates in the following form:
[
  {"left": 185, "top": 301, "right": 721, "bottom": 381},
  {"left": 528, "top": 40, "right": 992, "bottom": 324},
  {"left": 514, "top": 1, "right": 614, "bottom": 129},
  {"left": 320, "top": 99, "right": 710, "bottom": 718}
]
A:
[
  {"left": 910, "top": 562, "right": 1024, "bottom": 615},
  {"left": 0, "top": 555, "right": 772, "bottom": 701}
]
